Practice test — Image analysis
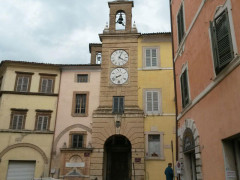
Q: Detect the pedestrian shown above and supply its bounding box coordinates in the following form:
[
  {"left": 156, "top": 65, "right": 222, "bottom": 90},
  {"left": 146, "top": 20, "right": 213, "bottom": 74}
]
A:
[{"left": 165, "top": 163, "right": 174, "bottom": 180}]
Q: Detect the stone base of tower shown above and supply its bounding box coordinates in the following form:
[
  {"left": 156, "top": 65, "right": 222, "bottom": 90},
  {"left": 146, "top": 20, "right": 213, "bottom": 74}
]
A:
[{"left": 90, "top": 106, "right": 145, "bottom": 180}]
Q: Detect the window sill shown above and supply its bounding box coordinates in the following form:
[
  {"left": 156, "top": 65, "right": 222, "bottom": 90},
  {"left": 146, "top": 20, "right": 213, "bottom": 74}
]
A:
[
  {"left": 72, "top": 113, "right": 88, "bottom": 117},
  {"left": 60, "top": 148, "right": 93, "bottom": 152},
  {"left": 145, "top": 157, "right": 165, "bottom": 161},
  {"left": 0, "top": 91, "right": 58, "bottom": 96},
  {"left": 0, "top": 129, "right": 54, "bottom": 134},
  {"left": 139, "top": 67, "right": 173, "bottom": 71}
]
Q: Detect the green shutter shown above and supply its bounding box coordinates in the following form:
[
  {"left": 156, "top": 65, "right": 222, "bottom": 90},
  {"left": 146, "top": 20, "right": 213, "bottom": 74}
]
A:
[
  {"left": 215, "top": 9, "right": 234, "bottom": 69},
  {"left": 210, "top": 20, "right": 219, "bottom": 72}
]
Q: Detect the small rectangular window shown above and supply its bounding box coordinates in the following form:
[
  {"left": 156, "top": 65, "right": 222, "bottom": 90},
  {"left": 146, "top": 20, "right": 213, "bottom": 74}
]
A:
[
  {"left": 72, "top": 92, "right": 89, "bottom": 117},
  {"left": 36, "top": 116, "right": 49, "bottom": 131},
  {"left": 15, "top": 74, "right": 32, "bottom": 92},
  {"left": 75, "top": 94, "right": 86, "bottom": 114},
  {"left": 40, "top": 78, "right": 54, "bottom": 93},
  {"left": 177, "top": 4, "right": 185, "bottom": 44},
  {"left": 113, "top": 96, "right": 124, "bottom": 114},
  {"left": 77, "top": 74, "right": 88, "bottom": 83},
  {"left": 144, "top": 89, "right": 162, "bottom": 115},
  {"left": 72, "top": 134, "right": 83, "bottom": 148},
  {"left": 180, "top": 69, "right": 190, "bottom": 108},
  {"left": 148, "top": 135, "right": 160, "bottom": 157},
  {"left": 10, "top": 110, "right": 27, "bottom": 130}
]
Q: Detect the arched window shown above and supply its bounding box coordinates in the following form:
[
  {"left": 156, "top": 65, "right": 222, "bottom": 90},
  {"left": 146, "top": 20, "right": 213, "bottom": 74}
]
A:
[{"left": 115, "top": 10, "right": 126, "bottom": 30}]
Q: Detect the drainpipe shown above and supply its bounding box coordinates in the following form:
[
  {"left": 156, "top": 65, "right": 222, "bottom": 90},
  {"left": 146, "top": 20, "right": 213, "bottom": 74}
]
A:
[
  {"left": 49, "top": 66, "right": 62, "bottom": 177},
  {"left": 169, "top": 0, "right": 179, "bottom": 178}
]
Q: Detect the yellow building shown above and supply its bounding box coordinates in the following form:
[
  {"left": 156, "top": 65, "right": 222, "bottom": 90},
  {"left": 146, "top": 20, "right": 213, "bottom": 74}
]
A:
[
  {"left": 137, "top": 33, "right": 176, "bottom": 180},
  {"left": 0, "top": 61, "right": 60, "bottom": 179}
]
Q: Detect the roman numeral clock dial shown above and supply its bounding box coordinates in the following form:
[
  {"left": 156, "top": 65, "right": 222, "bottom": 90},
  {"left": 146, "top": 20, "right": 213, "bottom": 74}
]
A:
[
  {"left": 110, "top": 68, "right": 128, "bottom": 85},
  {"left": 111, "top": 50, "right": 128, "bottom": 66}
]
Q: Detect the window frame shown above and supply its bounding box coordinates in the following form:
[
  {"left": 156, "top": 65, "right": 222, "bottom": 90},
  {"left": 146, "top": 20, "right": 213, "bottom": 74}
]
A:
[
  {"left": 39, "top": 74, "right": 56, "bottom": 93},
  {"left": 35, "top": 110, "right": 52, "bottom": 131},
  {"left": 14, "top": 72, "right": 33, "bottom": 92},
  {"left": 76, "top": 74, "right": 89, "bottom": 83},
  {"left": 209, "top": 0, "right": 238, "bottom": 75},
  {"left": 69, "top": 131, "right": 87, "bottom": 149},
  {"left": 145, "top": 131, "right": 164, "bottom": 160},
  {"left": 72, "top": 91, "right": 89, "bottom": 117},
  {"left": 10, "top": 109, "right": 28, "bottom": 130},
  {"left": 112, "top": 96, "right": 124, "bottom": 114},
  {"left": 177, "top": 3, "right": 185, "bottom": 45},
  {"left": 143, "top": 89, "right": 162, "bottom": 115},
  {"left": 180, "top": 65, "right": 191, "bottom": 109},
  {"left": 142, "top": 47, "right": 160, "bottom": 69}
]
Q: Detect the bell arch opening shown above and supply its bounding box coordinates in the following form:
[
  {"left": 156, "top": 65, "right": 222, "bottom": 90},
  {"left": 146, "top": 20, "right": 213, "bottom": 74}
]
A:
[
  {"left": 103, "top": 135, "right": 132, "bottom": 180},
  {"left": 115, "top": 10, "right": 126, "bottom": 30}
]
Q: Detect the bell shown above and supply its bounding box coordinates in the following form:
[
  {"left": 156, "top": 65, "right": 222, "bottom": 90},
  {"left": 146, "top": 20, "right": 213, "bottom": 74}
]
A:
[{"left": 117, "top": 13, "right": 125, "bottom": 26}]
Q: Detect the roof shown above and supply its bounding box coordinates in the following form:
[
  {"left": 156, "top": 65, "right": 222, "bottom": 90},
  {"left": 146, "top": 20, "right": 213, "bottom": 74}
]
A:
[
  {"left": 0, "top": 60, "right": 101, "bottom": 67},
  {"left": 89, "top": 43, "right": 102, "bottom": 53},
  {"left": 141, "top": 32, "right": 171, "bottom": 36}
]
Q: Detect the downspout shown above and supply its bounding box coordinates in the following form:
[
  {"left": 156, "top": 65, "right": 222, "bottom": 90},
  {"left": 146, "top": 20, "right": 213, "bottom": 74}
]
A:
[
  {"left": 49, "top": 66, "right": 62, "bottom": 177},
  {"left": 169, "top": 0, "right": 179, "bottom": 170}
]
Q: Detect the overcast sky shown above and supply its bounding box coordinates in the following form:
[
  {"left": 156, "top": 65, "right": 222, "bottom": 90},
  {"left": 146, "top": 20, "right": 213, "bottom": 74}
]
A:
[{"left": 0, "top": 0, "right": 171, "bottom": 64}]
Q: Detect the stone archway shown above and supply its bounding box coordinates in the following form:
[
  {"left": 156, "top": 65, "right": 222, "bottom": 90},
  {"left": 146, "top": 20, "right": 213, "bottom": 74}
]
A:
[
  {"left": 0, "top": 143, "right": 48, "bottom": 164},
  {"left": 104, "top": 135, "right": 132, "bottom": 180},
  {"left": 53, "top": 124, "right": 92, "bottom": 153},
  {"left": 178, "top": 119, "right": 203, "bottom": 180}
]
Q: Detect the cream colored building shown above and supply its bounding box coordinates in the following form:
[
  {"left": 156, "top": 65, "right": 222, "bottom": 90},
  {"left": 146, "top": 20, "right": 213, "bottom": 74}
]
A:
[
  {"left": 138, "top": 33, "right": 176, "bottom": 180},
  {"left": 0, "top": 61, "right": 60, "bottom": 179}
]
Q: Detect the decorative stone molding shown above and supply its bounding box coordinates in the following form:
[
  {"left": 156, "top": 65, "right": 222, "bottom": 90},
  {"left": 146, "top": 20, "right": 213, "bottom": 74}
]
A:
[
  {"left": 178, "top": 119, "right": 203, "bottom": 180},
  {"left": 0, "top": 143, "right": 48, "bottom": 164},
  {"left": 53, "top": 124, "right": 92, "bottom": 153}
]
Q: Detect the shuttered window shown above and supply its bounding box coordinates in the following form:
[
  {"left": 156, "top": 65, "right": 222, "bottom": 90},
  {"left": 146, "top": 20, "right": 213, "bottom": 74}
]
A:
[
  {"left": 146, "top": 91, "right": 159, "bottom": 114},
  {"left": 180, "top": 70, "right": 190, "bottom": 108},
  {"left": 210, "top": 9, "right": 234, "bottom": 74},
  {"left": 113, "top": 96, "right": 124, "bottom": 114},
  {"left": 72, "top": 134, "right": 83, "bottom": 148},
  {"left": 40, "top": 78, "right": 54, "bottom": 93},
  {"left": 75, "top": 94, "right": 87, "bottom": 114},
  {"left": 145, "top": 48, "right": 158, "bottom": 67},
  {"left": 177, "top": 4, "right": 185, "bottom": 44},
  {"left": 16, "top": 76, "right": 30, "bottom": 92},
  {"left": 11, "top": 114, "right": 24, "bottom": 130},
  {"left": 36, "top": 116, "right": 49, "bottom": 131}
]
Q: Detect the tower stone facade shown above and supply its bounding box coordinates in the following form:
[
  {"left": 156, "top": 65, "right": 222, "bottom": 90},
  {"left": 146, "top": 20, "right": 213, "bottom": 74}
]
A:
[{"left": 90, "top": 1, "right": 144, "bottom": 180}]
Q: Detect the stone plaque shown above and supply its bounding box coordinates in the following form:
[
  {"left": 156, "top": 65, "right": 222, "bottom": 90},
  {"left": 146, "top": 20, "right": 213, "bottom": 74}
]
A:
[{"left": 66, "top": 162, "right": 85, "bottom": 168}]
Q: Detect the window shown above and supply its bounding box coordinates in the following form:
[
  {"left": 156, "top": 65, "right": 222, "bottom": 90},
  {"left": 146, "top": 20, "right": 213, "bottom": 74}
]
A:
[
  {"left": 180, "top": 69, "right": 190, "bottom": 108},
  {"left": 35, "top": 111, "right": 51, "bottom": 131},
  {"left": 10, "top": 109, "right": 27, "bottom": 130},
  {"left": 39, "top": 74, "right": 56, "bottom": 93},
  {"left": 96, "top": 52, "right": 102, "bottom": 64},
  {"left": 69, "top": 131, "right": 87, "bottom": 149},
  {"left": 143, "top": 47, "right": 160, "bottom": 68},
  {"left": 144, "top": 89, "right": 162, "bottom": 115},
  {"left": 15, "top": 72, "right": 33, "bottom": 92},
  {"left": 77, "top": 74, "right": 88, "bottom": 83},
  {"left": 0, "top": 76, "right": 3, "bottom": 90},
  {"left": 113, "top": 96, "right": 124, "bottom": 114},
  {"left": 145, "top": 131, "right": 164, "bottom": 159},
  {"left": 177, "top": 4, "right": 185, "bottom": 44},
  {"left": 72, "top": 92, "right": 89, "bottom": 116},
  {"left": 210, "top": 8, "right": 234, "bottom": 74},
  {"left": 72, "top": 134, "right": 83, "bottom": 148}
]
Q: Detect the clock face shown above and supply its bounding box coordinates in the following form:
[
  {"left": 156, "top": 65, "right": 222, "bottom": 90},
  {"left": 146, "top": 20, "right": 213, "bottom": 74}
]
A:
[
  {"left": 110, "top": 68, "right": 128, "bottom": 85},
  {"left": 111, "top": 50, "right": 128, "bottom": 66}
]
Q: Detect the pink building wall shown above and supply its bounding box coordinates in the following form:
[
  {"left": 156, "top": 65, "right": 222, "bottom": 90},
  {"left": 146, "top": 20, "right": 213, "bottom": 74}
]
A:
[{"left": 171, "top": 0, "right": 240, "bottom": 179}]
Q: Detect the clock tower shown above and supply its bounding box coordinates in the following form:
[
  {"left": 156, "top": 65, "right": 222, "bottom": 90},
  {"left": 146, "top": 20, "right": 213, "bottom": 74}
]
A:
[{"left": 90, "top": 1, "right": 145, "bottom": 180}]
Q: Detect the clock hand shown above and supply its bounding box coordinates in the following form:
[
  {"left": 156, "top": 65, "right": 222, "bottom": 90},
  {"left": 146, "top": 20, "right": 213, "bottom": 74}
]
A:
[
  {"left": 116, "top": 75, "right": 122, "bottom": 78},
  {"left": 118, "top": 51, "right": 123, "bottom": 59}
]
